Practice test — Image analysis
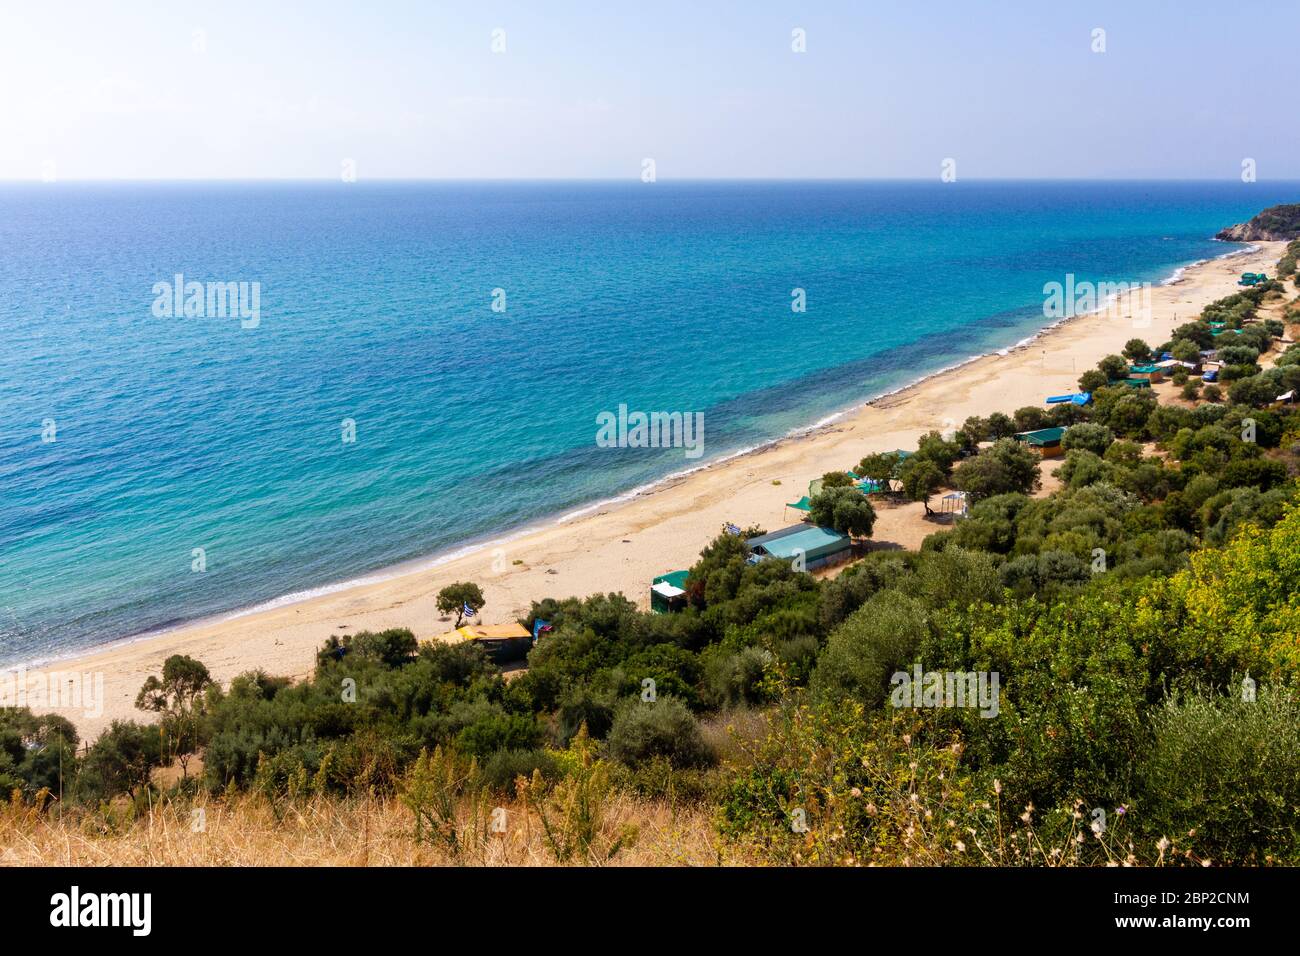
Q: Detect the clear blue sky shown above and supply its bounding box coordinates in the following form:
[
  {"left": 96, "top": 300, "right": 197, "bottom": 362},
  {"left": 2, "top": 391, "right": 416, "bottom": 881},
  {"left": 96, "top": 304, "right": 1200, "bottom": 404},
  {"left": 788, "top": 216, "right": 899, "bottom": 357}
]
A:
[{"left": 2, "top": 0, "right": 1294, "bottom": 180}]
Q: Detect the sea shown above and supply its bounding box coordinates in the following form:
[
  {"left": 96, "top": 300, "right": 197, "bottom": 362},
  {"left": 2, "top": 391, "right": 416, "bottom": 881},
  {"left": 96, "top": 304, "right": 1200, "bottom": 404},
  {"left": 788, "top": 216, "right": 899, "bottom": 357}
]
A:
[{"left": 2, "top": 179, "right": 1297, "bottom": 666}]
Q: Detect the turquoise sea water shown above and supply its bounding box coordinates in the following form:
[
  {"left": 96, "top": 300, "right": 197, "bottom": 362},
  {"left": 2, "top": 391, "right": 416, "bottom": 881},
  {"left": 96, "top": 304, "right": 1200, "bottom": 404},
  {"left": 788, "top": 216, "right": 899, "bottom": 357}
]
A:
[{"left": 1, "top": 180, "right": 1296, "bottom": 665}]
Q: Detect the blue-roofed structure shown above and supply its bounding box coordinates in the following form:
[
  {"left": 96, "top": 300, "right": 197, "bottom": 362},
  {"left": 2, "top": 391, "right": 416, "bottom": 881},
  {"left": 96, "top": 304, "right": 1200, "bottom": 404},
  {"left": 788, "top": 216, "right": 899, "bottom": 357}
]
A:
[{"left": 746, "top": 524, "right": 854, "bottom": 570}]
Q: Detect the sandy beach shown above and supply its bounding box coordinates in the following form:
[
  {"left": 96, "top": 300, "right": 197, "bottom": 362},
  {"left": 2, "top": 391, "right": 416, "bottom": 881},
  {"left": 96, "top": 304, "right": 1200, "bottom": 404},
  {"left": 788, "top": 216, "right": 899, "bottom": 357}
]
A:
[{"left": 22, "top": 242, "right": 1285, "bottom": 737}]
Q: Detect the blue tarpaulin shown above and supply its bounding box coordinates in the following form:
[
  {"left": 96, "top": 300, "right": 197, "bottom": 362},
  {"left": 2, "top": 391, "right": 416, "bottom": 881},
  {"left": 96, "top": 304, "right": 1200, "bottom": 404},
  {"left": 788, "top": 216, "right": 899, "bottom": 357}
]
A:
[{"left": 1046, "top": 392, "right": 1092, "bottom": 405}]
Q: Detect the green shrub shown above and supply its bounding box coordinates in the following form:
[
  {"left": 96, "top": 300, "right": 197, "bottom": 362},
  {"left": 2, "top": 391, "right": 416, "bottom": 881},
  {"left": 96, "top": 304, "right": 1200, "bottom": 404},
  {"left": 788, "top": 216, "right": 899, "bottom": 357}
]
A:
[
  {"left": 817, "top": 552, "right": 908, "bottom": 629},
  {"left": 1136, "top": 686, "right": 1300, "bottom": 864},
  {"left": 810, "top": 590, "right": 928, "bottom": 707},
  {"left": 808, "top": 485, "right": 877, "bottom": 538},
  {"left": 606, "top": 696, "right": 715, "bottom": 769},
  {"left": 556, "top": 686, "right": 617, "bottom": 745},
  {"left": 610, "top": 754, "right": 719, "bottom": 804},
  {"left": 1061, "top": 422, "right": 1114, "bottom": 456},
  {"left": 455, "top": 708, "right": 543, "bottom": 760},
  {"left": 481, "top": 748, "right": 560, "bottom": 793},
  {"left": 77, "top": 720, "right": 165, "bottom": 802},
  {"left": 953, "top": 438, "right": 1040, "bottom": 500},
  {"left": 702, "top": 645, "right": 772, "bottom": 708}
]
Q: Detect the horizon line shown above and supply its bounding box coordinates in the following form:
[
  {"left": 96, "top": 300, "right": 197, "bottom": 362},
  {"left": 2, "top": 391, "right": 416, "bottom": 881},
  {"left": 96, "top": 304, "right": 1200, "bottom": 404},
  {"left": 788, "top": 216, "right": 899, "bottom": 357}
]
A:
[{"left": 3, "top": 175, "right": 1299, "bottom": 185}]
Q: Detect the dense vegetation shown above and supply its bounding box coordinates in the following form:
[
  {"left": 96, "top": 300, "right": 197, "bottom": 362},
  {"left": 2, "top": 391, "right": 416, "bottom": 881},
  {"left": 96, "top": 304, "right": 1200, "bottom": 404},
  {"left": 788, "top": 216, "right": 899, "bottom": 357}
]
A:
[{"left": 5, "top": 261, "right": 1300, "bottom": 866}]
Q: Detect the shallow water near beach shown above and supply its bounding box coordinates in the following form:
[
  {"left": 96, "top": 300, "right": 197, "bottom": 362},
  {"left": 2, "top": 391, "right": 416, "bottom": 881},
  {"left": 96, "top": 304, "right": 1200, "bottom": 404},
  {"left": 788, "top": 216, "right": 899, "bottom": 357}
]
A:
[{"left": 1, "top": 179, "right": 1297, "bottom": 664}]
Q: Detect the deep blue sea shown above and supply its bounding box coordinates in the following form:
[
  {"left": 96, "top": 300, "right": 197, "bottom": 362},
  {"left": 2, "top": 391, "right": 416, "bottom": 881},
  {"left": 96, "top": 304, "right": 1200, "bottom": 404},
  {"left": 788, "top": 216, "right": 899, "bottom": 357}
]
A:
[{"left": 2, "top": 180, "right": 1297, "bottom": 665}]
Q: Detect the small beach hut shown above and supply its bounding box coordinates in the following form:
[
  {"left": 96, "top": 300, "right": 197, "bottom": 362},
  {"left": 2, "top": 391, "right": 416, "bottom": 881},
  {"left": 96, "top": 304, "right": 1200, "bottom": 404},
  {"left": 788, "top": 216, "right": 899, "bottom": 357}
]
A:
[
  {"left": 1128, "top": 364, "right": 1164, "bottom": 383},
  {"left": 1156, "top": 358, "right": 1202, "bottom": 375},
  {"left": 452, "top": 622, "right": 534, "bottom": 664},
  {"left": 746, "top": 524, "right": 854, "bottom": 571},
  {"left": 1013, "top": 426, "right": 1066, "bottom": 458},
  {"left": 650, "top": 570, "right": 690, "bottom": 613}
]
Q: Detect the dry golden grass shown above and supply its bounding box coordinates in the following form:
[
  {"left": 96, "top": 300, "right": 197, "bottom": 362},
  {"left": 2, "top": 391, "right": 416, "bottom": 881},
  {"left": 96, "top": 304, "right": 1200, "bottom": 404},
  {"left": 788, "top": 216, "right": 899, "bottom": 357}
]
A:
[{"left": 0, "top": 788, "right": 740, "bottom": 867}]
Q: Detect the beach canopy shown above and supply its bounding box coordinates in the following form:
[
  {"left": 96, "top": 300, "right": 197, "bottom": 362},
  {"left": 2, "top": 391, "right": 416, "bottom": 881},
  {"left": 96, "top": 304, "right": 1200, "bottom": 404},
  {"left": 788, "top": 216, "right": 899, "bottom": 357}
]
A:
[
  {"left": 1277, "top": 390, "right": 1295, "bottom": 403},
  {"left": 855, "top": 478, "right": 884, "bottom": 493},
  {"left": 786, "top": 495, "right": 812, "bottom": 512},
  {"left": 651, "top": 570, "right": 691, "bottom": 613},
  {"left": 652, "top": 570, "right": 690, "bottom": 593},
  {"left": 1046, "top": 392, "right": 1092, "bottom": 405},
  {"left": 939, "top": 491, "right": 969, "bottom": 516}
]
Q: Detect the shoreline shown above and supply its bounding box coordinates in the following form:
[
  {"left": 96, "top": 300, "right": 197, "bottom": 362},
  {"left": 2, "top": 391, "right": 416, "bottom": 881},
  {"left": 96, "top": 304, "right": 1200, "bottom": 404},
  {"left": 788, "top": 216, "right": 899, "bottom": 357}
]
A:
[
  {"left": 14, "top": 240, "right": 1284, "bottom": 736},
  {"left": 13, "top": 241, "right": 1260, "bottom": 672}
]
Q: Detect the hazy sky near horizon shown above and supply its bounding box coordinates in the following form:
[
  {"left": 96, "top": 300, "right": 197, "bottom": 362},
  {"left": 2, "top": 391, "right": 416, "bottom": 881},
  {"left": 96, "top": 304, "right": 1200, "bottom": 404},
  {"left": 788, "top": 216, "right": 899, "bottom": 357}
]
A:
[{"left": 2, "top": 0, "right": 1296, "bottom": 181}]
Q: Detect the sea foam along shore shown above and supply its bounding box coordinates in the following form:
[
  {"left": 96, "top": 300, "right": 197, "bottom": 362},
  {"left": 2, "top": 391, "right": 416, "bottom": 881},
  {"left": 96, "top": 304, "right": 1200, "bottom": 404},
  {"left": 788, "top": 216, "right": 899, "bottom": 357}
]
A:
[{"left": 17, "top": 241, "right": 1284, "bottom": 737}]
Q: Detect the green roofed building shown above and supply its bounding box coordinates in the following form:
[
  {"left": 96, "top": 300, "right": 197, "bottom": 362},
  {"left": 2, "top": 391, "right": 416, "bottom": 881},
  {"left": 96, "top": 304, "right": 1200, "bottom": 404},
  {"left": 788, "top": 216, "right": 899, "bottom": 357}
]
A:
[
  {"left": 1013, "top": 426, "right": 1066, "bottom": 458},
  {"left": 1128, "top": 364, "right": 1163, "bottom": 383},
  {"left": 746, "top": 524, "right": 854, "bottom": 571},
  {"left": 650, "top": 570, "right": 690, "bottom": 613}
]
